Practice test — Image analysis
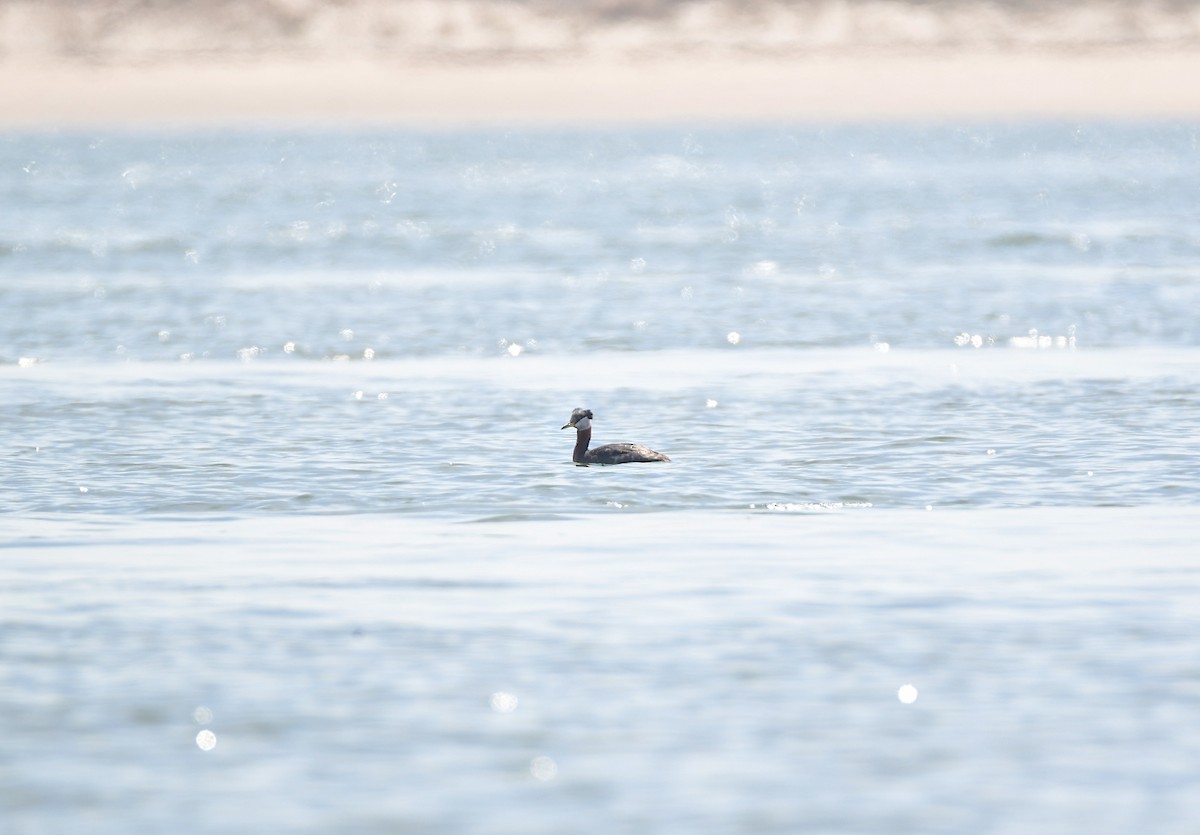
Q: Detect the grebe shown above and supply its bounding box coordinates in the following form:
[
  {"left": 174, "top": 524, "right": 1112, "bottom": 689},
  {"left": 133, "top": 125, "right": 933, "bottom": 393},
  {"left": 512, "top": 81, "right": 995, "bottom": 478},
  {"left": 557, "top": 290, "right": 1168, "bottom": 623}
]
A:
[{"left": 561, "top": 407, "right": 670, "bottom": 465}]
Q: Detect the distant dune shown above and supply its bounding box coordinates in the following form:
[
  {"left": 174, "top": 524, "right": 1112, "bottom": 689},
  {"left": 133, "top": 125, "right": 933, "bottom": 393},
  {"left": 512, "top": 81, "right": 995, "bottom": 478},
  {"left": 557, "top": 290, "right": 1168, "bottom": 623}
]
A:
[
  {"left": 3, "top": 0, "right": 1200, "bottom": 126},
  {"left": 5, "top": 0, "right": 1200, "bottom": 62}
]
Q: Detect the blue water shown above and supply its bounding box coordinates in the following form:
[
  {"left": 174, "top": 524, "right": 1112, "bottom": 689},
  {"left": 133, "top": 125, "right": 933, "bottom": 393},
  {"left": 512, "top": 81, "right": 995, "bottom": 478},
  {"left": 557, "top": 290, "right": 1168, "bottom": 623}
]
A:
[
  {"left": 5, "top": 124, "right": 1200, "bottom": 362},
  {"left": 3, "top": 122, "right": 1200, "bottom": 833}
]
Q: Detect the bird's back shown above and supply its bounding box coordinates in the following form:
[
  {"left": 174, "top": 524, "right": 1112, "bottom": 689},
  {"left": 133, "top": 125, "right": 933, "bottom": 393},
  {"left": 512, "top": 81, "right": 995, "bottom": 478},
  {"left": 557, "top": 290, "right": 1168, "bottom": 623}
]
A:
[{"left": 585, "top": 443, "right": 670, "bottom": 465}]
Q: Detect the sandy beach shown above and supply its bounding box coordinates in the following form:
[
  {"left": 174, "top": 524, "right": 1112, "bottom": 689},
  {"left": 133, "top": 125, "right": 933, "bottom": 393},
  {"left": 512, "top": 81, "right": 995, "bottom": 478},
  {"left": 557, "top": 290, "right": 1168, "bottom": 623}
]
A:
[
  {"left": 4, "top": 1, "right": 1200, "bottom": 128},
  {"left": 5, "top": 50, "right": 1200, "bottom": 129}
]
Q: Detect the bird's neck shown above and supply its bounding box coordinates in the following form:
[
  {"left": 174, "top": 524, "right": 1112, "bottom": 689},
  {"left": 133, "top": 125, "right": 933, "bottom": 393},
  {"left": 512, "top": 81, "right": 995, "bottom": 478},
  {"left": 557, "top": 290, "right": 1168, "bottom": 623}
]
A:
[{"left": 573, "top": 428, "right": 592, "bottom": 463}]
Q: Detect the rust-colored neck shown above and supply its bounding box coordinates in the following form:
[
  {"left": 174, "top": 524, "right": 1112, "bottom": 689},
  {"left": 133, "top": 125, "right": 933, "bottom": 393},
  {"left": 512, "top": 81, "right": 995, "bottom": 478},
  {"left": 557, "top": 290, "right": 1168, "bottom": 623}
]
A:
[{"left": 572, "top": 427, "right": 592, "bottom": 463}]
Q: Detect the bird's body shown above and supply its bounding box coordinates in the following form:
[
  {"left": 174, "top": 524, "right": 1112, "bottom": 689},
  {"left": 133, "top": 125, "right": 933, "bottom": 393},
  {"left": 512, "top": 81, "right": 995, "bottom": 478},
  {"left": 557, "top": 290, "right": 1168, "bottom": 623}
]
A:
[
  {"left": 561, "top": 408, "right": 670, "bottom": 465},
  {"left": 578, "top": 441, "right": 670, "bottom": 466}
]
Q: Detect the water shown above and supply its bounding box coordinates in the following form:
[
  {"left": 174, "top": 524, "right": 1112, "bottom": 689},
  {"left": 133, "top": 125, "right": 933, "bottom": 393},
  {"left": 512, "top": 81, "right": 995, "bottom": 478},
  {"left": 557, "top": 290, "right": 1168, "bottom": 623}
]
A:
[{"left": 3, "top": 122, "right": 1200, "bottom": 833}]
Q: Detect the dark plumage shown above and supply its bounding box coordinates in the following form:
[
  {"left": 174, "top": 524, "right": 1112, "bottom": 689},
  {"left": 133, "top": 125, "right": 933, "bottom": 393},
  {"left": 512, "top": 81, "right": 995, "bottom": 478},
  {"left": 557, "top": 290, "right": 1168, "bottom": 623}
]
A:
[{"left": 561, "top": 407, "right": 670, "bottom": 465}]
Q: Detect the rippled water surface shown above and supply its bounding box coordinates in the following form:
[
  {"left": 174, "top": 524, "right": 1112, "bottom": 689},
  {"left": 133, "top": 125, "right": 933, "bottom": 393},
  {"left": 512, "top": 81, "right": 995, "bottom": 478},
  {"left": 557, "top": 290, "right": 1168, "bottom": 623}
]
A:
[{"left": 3, "top": 122, "right": 1200, "bottom": 833}]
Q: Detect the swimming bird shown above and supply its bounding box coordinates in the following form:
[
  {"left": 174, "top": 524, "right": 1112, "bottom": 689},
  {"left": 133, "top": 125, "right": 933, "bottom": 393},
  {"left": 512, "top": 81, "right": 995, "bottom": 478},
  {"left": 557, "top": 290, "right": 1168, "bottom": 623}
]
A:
[{"left": 561, "top": 407, "right": 670, "bottom": 465}]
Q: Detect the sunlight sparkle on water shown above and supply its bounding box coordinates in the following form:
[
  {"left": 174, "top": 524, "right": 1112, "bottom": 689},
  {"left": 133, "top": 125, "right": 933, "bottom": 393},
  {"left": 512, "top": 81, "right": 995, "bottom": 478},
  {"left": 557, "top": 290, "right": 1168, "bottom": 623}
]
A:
[
  {"left": 489, "top": 692, "right": 518, "bottom": 713},
  {"left": 1007, "top": 328, "right": 1076, "bottom": 349},
  {"left": 530, "top": 756, "right": 558, "bottom": 781},
  {"left": 759, "top": 501, "right": 873, "bottom": 512},
  {"left": 954, "top": 332, "right": 988, "bottom": 348}
]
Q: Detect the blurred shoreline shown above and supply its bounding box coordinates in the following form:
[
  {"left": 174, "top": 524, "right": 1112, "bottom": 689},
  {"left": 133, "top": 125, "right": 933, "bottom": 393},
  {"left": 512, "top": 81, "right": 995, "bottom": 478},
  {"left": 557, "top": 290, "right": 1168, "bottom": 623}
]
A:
[{"left": 4, "top": 0, "right": 1200, "bottom": 126}]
